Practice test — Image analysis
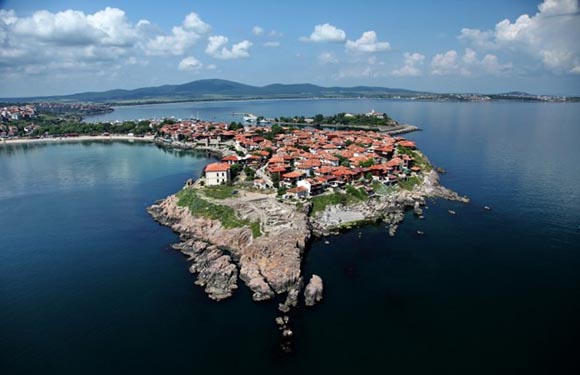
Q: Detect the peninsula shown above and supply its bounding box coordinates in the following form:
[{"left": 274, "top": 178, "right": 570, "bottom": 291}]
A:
[{"left": 147, "top": 112, "right": 468, "bottom": 342}]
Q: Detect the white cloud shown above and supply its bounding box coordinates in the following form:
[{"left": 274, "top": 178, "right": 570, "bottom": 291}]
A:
[
  {"left": 318, "top": 52, "right": 338, "bottom": 65},
  {"left": 206, "top": 35, "right": 252, "bottom": 59},
  {"left": 5, "top": 7, "right": 143, "bottom": 47},
  {"left": 431, "top": 48, "right": 511, "bottom": 76},
  {"left": 0, "top": 7, "right": 155, "bottom": 78},
  {"left": 145, "top": 12, "right": 210, "bottom": 56},
  {"left": 392, "top": 52, "right": 425, "bottom": 76},
  {"left": 300, "top": 23, "right": 346, "bottom": 43},
  {"left": 458, "top": 0, "right": 580, "bottom": 74},
  {"left": 263, "top": 41, "right": 280, "bottom": 48},
  {"left": 345, "top": 31, "right": 390, "bottom": 53},
  {"left": 182, "top": 13, "right": 210, "bottom": 34},
  {"left": 178, "top": 56, "right": 203, "bottom": 71},
  {"left": 252, "top": 26, "right": 264, "bottom": 36},
  {"left": 431, "top": 50, "right": 460, "bottom": 75}
]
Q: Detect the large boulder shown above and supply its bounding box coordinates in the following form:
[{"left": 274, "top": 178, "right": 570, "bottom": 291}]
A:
[{"left": 304, "top": 275, "right": 324, "bottom": 307}]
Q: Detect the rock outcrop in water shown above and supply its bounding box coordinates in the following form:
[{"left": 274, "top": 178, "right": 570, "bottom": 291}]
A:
[
  {"left": 147, "top": 190, "right": 311, "bottom": 305},
  {"left": 304, "top": 275, "right": 324, "bottom": 306},
  {"left": 171, "top": 240, "right": 238, "bottom": 301}
]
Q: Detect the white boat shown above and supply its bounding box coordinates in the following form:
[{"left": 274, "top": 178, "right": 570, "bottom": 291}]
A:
[{"left": 243, "top": 114, "right": 258, "bottom": 123}]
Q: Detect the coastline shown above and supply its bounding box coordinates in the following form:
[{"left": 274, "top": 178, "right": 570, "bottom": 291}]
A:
[
  {"left": 147, "top": 165, "right": 469, "bottom": 347},
  {"left": 0, "top": 135, "right": 155, "bottom": 145}
]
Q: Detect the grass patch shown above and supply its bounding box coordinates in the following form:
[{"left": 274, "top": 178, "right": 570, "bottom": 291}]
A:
[
  {"left": 371, "top": 181, "right": 394, "bottom": 195},
  {"left": 311, "top": 186, "right": 368, "bottom": 214},
  {"left": 398, "top": 176, "right": 421, "bottom": 190},
  {"left": 201, "top": 185, "right": 237, "bottom": 199},
  {"left": 176, "top": 188, "right": 261, "bottom": 237},
  {"left": 345, "top": 184, "right": 368, "bottom": 200},
  {"left": 249, "top": 221, "right": 262, "bottom": 238}
]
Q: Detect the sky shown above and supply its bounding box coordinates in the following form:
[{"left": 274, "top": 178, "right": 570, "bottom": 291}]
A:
[{"left": 0, "top": 0, "right": 579, "bottom": 97}]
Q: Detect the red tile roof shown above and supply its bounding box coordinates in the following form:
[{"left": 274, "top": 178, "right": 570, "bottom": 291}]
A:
[{"left": 205, "top": 163, "right": 231, "bottom": 172}]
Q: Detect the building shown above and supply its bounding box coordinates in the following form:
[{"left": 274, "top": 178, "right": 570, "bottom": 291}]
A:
[
  {"left": 285, "top": 186, "right": 309, "bottom": 199},
  {"left": 205, "top": 163, "right": 231, "bottom": 186}
]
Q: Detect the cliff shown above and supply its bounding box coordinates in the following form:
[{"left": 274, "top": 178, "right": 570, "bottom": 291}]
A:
[{"left": 147, "top": 190, "right": 310, "bottom": 306}]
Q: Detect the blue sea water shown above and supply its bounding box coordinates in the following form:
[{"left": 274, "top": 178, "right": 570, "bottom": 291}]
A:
[{"left": 2, "top": 100, "right": 580, "bottom": 374}]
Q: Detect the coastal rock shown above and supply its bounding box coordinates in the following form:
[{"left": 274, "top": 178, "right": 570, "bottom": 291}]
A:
[
  {"left": 413, "top": 201, "right": 423, "bottom": 216},
  {"left": 187, "top": 244, "right": 238, "bottom": 301},
  {"left": 304, "top": 275, "right": 324, "bottom": 307},
  {"left": 278, "top": 280, "right": 302, "bottom": 313},
  {"left": 310, "top": 170, "right": 468, "bottom": 237},
  {"left": 148, "top": 189, "right": 310, "bottom": 304}
]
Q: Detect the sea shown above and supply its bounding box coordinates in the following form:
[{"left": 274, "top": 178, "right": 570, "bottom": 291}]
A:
[{"left": 1, "top": 99, "right": 579, "bottom": 374}]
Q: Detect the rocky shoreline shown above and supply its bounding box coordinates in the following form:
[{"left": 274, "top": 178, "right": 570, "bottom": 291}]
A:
[
  {"left": 147, "top": 191, "right": 312, "bottom": 306},
  {"left": 147, "top": 168, "right": 467, "bottom": 349},
  {"left": 147, "top": 171, "right": 467, "bottom": 298},
  {"left": 311, "top": 170, "right": 469, "bottom": 237}
]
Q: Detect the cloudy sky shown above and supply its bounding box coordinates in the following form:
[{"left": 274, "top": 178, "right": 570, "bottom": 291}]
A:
[{"left": 1, "top": 0, "right": 579, "bottom": 97}]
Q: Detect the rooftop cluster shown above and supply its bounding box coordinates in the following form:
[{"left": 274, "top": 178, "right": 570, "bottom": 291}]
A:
[{"left": 159, "top": 118, "right": 426, "bottom": 199}]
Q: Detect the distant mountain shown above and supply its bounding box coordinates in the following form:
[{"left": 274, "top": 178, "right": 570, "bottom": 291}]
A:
[
  {"left": 3, "top": 79, "right": 576, "bottom": 104},
  {"left": 1, "top": 79, "right": 427, "bottom": 104}
]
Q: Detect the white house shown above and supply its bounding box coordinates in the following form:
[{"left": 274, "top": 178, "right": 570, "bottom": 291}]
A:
[
  {"left": 285, "top": 185, "right": 309, "bottom": 199},
  {"left": 205, "top": 163, "right": 231, "bottom": 186},
  {"left": 296, "top": 180, "right": 312, "bottom": 196}
]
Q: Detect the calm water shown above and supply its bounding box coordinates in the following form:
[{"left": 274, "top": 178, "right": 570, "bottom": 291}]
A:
[{"left": 2, "top": 101, "right": 580, "bottom": 374}]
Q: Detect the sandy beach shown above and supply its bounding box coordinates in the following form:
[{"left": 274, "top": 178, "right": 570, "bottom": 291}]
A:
[{"left": 0, "top": 135, "right": 155, "bottom": 145}]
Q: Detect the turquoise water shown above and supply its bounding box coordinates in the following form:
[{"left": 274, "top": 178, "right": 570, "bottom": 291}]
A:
[{"left": 2, "top": 101, "right": 580, "bottom": 374}]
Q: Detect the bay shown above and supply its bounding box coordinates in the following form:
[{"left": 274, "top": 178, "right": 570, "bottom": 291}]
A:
[{"left": 2, "top": 100, "right": 580, "bottom": 374}]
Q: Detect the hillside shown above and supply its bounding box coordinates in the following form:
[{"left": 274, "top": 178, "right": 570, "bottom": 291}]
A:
[{"left": 2, "top": 79, "right": 426, "bottom": 104}]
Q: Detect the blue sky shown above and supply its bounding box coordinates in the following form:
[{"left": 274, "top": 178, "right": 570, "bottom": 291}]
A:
[{"left": 1, "top": 0, "right": 579, "bottom": 97}]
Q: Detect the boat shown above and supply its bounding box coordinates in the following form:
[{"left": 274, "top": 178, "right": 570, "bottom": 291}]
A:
[{"left": 242, "top": 114, "right": 258, "bottom": 123}]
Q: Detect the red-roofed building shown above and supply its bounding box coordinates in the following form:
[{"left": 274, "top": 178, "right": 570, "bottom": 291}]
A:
[
  {"left": 398, "top": 140, "right": 416, "bottom": 149},
  {"left": 285, "top": 186, "right": 309, "bottom": 199},
  {"left": 221, "top": 155, "right": 240, "bottom": 164},
  {"left": 205, "top": 163, "right": 231, "bottom": 186}
]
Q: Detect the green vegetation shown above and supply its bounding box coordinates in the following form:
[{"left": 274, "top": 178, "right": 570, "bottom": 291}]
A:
[
  {"left": 359, "top": 159, "right": 375, "bottom": 168},
  {"left": 244, "top": 167, "right": 255, "bottom": 181},
  {"left": 271, "top": 172, "right": 280, "bottom": 188},
  {"left": 176, "top": 188, "right": 261, "bottom": 237},
  {"left": 230, "top": 163, "right": 242, "bottom": 180},
  {"left": 345, "top": 184, "right": 368, "bottom": 200},
  {"left": 398, "top": 176, "right": 421, "bottom": 190},
  {"left": 4, "top": 114, "right": 157, "bottom": 137},
  {"left": 371, "top": 181, "right": 394, "bottom": 195},
  {"left": 249, "top": 221, "right": 262, "bottom": 238},
  {"left": 280, "top": 112, "right": 395, "bottom": 126},
  {"left": 255, "top": 124, "right": 286, "bottom": 141},
  {"left": 397, "top": 146, "right": 433, "bottom": 172},
  {"left": 311, "top": 186, "right": 368, "bottom": 214},
  {"left": 201, "top": 185, "right": 237, "bottom": 199}
]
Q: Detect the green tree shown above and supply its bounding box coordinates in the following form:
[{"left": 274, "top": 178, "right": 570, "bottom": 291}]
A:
[
  {"left": 271, "top": 172, "right": 280, "bottom": 188},
  {"left": 340, "top": 159, "right": 351, "bottom": 167},
  {"left": 230, "top": 163, "right": 242, "bottom": 179},
  {"left": 244, "top": 167, "right": 255, "bottom": 180},
  {"left": 360, "top": 159, "right": 375, "bottom": 168}
]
